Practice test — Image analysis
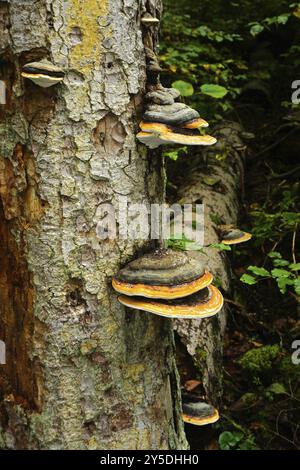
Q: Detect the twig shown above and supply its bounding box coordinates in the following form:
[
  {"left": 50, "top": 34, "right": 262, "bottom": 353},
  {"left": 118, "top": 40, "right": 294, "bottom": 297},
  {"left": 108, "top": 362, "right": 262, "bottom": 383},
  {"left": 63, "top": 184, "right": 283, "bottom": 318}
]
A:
[
  {"left": 292, "top": 224, "right": 298, "bottom": 265},
  {"left": 268, "top": 164, "right": 300, "bottom": 180}
]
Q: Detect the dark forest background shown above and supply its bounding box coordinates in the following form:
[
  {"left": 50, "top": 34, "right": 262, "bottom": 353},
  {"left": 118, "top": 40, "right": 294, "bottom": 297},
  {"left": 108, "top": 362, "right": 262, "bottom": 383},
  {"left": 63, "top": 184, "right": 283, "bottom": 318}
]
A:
[{"left": 161, "top": 0, "right": 300, "bottom": 450}]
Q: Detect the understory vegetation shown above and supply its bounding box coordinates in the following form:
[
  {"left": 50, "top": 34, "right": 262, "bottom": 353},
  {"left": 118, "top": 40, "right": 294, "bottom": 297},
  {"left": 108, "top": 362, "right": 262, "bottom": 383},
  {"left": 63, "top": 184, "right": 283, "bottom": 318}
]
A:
[{"left": 161, "top": 0, "right": 300, "bottom": 450}]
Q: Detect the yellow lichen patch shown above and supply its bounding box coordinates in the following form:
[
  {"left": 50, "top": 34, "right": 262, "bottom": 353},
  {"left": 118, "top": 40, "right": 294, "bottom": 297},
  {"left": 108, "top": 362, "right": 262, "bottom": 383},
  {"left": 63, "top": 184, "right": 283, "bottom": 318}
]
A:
[
  {"left": 66, "top": 0, "right": 109, "bottom": 75},
  {"left": 124, "top": 363, "right": 145, "bottom": 383},
  {"left": 87, "top": 436, "right": 98, "bottom": 450}
]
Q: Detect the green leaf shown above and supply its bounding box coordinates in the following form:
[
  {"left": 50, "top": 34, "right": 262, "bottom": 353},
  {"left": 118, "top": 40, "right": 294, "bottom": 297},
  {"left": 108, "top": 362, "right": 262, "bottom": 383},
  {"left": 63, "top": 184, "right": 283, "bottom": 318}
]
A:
[
  {"left": 289, "top": 263, "right": 300, "bottom": 271},
  {"left": 164, "top": 150, "right": 179, "bottom": 161},
  {"left": 240, "top": 274, "right": 257, "bottom": 285},
  {"left": 273, "top": 259, "right": 290, "bottom": 267},
  {"left": 268, "top": 251, "right": 282, "bottom": 259},
  {"left": 210, "top": 243, "right": 232, "bottom": 251},
  {"left": 250, "top": 23, "right": 264, "bottom": 36},
  {"left": 247, "top": 266, "right": 270, "bottom": 277},
  {"left": 219, "top": 431, "right": 243, "bottom": 450},
  {"left": 276, "top": 277, "right": 294, "bottom": 294},
  {"left": 294, "top": 278, "right": 300, "bottom": 295},
  {"left": 172, "top": 80, "right": 194, "bottom": 97},
  {"left": 200, "top": 83, "right": 229, "bottom": 99},
  {"left": 276, "top": 14, "right": 289, "bottom": 24},
  {"left": 271, "top": 268, "right": 291, "bottom": 279},
  {"left": 268, "top": 383, "right": 287, "bottom": 395}
]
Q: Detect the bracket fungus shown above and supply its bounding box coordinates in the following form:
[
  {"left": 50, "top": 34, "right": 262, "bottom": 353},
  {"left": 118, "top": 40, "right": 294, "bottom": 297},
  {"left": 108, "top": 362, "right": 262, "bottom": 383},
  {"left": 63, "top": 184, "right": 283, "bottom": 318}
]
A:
[
  {"left": 21, "top": 60, "right": 64, "bottom": 88},
  {"left": 112, "top": 249, "right": 213, "bottom": 300},
  {"left": 145, "top": 48, "right": 163, "bottom": 77},
  {"left": 137, "top": 86, "right": 216, "bottom": 149},
  {"left": 182, "top": 399, "right": 220, "bottom": 426},
  {"left": 219, "top": 226, "right": 252, "bottom": 245},
  {"left": 143, "top": 102, "right": 202, "bottom": 127},
  {"left": 141, "top": 13, "right": 160, "bottom": 25},
  {"left": 117, "top": 285, "right": 223, "bottom": 319},
  {"left": 136, "top": 129, "right": 216, "bottom": 149}
]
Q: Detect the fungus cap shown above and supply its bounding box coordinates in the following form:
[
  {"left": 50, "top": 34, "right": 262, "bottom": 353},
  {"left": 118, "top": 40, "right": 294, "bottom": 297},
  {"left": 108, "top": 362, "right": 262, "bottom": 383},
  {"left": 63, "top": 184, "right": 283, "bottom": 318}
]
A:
[
  {"left": 117, "top": 285, "right": 223, "bottom": 319},
  {"left": 112, "top": 249, "right": 213, "bottom": 299},
  {"left": 159, "top": 132, "right": 216, "bottom": 146},
  {"left": 136, "top": 131, "right": 164, "bottom": 149},
  {"left": 141, "top": 13, "right": 160, "bottom": 24},
  {"left": 182, "top": 401, "right": 219, "bottom": 426},
  {"left": 140, "top": 121, "right": 209, "bottom": 135},
  {"left": 146, "top": 90, "right": 175, "bottom": 106},
  {"left": 221, "top": 229, "right": 252, "bottom": 245},
  {"left": 183, "top": 118, "right": 209, "bottom": 129},
  {"left": 143, "top": 102, "right": 200, "bottom": 127},
  {"left": 22, "top": 61, "right": 64, "bottom": 88},
  {"left": 146, "top": 86, "right": 181, "bottom": 106},
  {"left": 137, "top": 128, "right": 217, "bottom": 148}
]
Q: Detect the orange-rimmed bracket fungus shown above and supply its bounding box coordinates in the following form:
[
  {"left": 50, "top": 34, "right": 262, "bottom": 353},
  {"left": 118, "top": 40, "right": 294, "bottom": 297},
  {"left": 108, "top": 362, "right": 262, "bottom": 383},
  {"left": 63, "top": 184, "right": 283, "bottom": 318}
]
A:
[
  {"left": 137, "top": 94, "right": 216, "bottom": 149},
  {"left": 218, "top": 226, "right": 252, "bottom": 245},
  {"left": 21, "top": 60, "right": 64, "bottom": 88},
  {"left": 136, "top": 129, "right": 216, "bottom": 149},
  {"left": 117, "top": 285, "right": 223, "bottom": 319},
  {"left": 182, "top": 397, "right": 220, "bottom": 426},
  {"left": 112, "top": 249, "right": 213, "bottom": 300}
]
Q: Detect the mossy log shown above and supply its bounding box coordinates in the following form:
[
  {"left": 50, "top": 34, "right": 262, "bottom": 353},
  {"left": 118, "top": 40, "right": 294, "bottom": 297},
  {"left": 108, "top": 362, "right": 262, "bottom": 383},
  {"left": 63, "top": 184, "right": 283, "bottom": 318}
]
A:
[{"left": 173, "top": 122, "right": 248, "bottom": 404}]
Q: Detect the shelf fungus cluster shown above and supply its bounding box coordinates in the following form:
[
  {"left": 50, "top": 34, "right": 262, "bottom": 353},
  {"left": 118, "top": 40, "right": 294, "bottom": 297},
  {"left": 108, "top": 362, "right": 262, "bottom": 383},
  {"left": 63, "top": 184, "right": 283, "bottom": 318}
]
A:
[
  {"left": 218, "top": 225, "right": 252, "bottom": 245},
  {"left": 137, "top": 87, "right": 216, "bottom": 149},
  {"left": 21, "top": 60, "right": 64, "bottom": 88},
  {"left": 112, "top": 249, "right": 223, "bottom": 319},
  {"left": 182, "top": 393, "right": 219, "bottom": 426}
]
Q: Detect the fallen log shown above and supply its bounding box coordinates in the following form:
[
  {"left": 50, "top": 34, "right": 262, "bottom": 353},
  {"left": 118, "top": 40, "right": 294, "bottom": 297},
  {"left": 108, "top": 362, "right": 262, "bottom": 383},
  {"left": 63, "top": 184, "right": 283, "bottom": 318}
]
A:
[{"left": 171, "top": 121, "right": 249, "bottom": 404}]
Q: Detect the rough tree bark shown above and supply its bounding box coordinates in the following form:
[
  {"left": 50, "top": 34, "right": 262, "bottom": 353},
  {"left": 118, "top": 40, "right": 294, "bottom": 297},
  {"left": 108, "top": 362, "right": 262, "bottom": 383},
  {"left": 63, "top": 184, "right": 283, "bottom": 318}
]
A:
[
  {"left": 0, "top": 0, "right": 187, "bottom": 450},
  {"left": 172, "top": 122, "right": 247, "bottom": 404}
]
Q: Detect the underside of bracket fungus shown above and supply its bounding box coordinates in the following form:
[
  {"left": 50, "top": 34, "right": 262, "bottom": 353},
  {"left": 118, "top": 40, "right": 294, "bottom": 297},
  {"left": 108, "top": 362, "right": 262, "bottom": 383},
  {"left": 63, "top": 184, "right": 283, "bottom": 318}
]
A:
[
  {"left": 137, "top": 85, "right": 216, "bottom": 149},
  {"left": 218, "top": 226, "right": 252, "bottom": 245},
  {"left": 117, "top": 285, "right": 223, "bottom": 319},
  {"left": 21, "top": 60, "right": 64, "bottom": 88},
  {"left": 182, "top": 399, "right": 220, "bottom": 426},
  {"left": 112, "top": 249, "right": 213, "bottom": 300},
  {"left": 137, "top": 129, "right": 216, "bottom": 149},
  {"left": 141, "top": 13, "right": 160, "bottom": 25}
]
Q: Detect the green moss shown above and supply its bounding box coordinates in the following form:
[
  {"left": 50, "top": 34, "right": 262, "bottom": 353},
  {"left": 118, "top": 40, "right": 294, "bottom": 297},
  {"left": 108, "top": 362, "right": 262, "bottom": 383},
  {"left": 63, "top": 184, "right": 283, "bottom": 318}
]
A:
[
  {"left": 240, "top": 392, "right": 257, "bottom": 405},
  {"left": 239, "top": 345, "right": 281, "bottom": 373},
  {"left": 194, "top": 347, "right": 208, "bottom": 375},
  {"left": 279, "top": 356, "right": 300, "bottom": 384}
]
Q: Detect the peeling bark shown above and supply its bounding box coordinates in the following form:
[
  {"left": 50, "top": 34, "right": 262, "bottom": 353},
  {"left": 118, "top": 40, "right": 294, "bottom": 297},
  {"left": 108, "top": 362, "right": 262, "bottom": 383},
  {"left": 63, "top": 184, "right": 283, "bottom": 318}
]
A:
[
  {"left": 0, "top": 0, "right": 187, "bottom": 450},
  {"left": 173, "top": 122, "right": 247, "bottom": 404}
]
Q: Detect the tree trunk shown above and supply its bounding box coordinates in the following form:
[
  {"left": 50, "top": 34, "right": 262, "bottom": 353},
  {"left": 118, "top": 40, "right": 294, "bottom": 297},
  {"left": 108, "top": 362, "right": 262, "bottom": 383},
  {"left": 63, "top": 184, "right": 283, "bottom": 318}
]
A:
[
  {"left": 173, "top": 122, "right": 247, "bottom": 404},
  {"left": 0, "top": 0, "right": 187, "bottom": 450}
]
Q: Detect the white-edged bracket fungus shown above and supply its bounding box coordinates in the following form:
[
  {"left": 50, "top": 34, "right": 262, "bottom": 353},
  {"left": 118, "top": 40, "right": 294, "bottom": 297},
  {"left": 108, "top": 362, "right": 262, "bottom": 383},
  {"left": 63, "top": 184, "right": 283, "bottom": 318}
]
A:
[
  {"left": 112, "top": 249, "right": 213, "bottom": 300},
  {"left": 141, "top": 13, "right": 160, "bottom": 25},
  {"left": 117, "top": 285, "right": 223, "bottom": 319},
  {"left": 21, "top": 60, "right": 64, "bottom": 88},
  {"left": 220, "top": 227, "right": 252, "bottom": 245},
  {"left": 182, "top": 399, "right": 220, "bottom": 426}
]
